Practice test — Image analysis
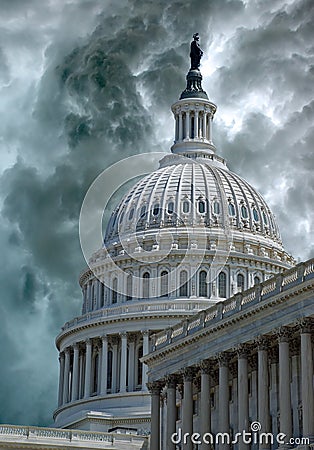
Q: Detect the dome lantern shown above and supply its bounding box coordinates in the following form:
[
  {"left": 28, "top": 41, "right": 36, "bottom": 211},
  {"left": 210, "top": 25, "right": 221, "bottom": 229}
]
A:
[{"left": 171, "top": 33, "right": 217, "bottom": 156}]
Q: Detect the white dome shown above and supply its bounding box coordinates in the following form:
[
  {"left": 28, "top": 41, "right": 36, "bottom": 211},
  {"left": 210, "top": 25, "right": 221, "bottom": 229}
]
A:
[{"left": 105, "top": 154, "right": 282, "bottom": 249}]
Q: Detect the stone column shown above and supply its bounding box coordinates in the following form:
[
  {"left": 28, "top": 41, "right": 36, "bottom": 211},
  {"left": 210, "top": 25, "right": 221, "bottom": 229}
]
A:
[
  {"left": 148, "top": 381, "right": 163, "bottom": 450},
  {"left": 182, "top": 368, "right": 194, "bottom": 450},
  {"left": 97, "top": 280, "right": 102, "bottom": 309},
  {"left": 58, "top": 352, "right": 65, "bottom": 407},
  {"left": 71, "top": 343, "right": 80, "bottom": 402},
  {"left": 218, "top": 352, "right": 230, "bottom": 450},
  {"left": 128, "top": 333, "right": 136, "bottom": 392},
  {"left": 84, "top": 339, "right": 92, "bottom": 399},
  {"left": 179, "top": 112, "right": 183, "bottom": 141},
  {"left": 277, "top": 328, "right": 292, "bottom": 444},
  {"left": 299, "top": 319, "right": 314, "bottom": 440},
  {"left": 100, "top": 335, "right": 108, "bottom": 395},
  {"left": 209, "top": 114, "right": 213, "bottom": 143},
  {"left": 195, "top": 111, "right": 199, "bottom": 138},
  {"left": 111, "top": 337, "right": 118, "bottom": 393},
  {"left": 186, "top": 110, "right": 190, "bottom": 139},
  {"left": 203, "top": 112, "right": 207, "bottom": 140},
  {"left": 142, "top": 330, "right": 149, "bottom": 391},
  {"left": 62, "top": 348, "right": 71, "bottom": 404},
  {"left": 86, "top": 281, "right": 92, "bottom": 312},
  {"left": 257, "top": 337, "right": 270, "bottom": 449},
  {"left": 200, "top": 360, "right": 211, "bottom": 450},
  {"left": 120, "top": 332, "right": 128, "bottom": 393},
  {"left": 237, "top": 345, "right": 249, "bottom": 450},
  {"left": 166, "top": 375, "right": 177, "bottom": 450}
]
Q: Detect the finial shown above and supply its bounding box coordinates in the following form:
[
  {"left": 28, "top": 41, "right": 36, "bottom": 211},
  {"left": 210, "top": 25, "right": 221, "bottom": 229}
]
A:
[{"left": 190, "top": 33, "right": 203, "bottom": 70}]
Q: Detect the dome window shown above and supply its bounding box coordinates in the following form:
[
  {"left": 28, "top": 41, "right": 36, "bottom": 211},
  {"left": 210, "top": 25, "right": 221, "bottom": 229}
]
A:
[
  {"left": 262, "top": 211, "right": 268, "bottom": 225},
  {"left": 254, "top": 275, "right": 261, "bottom": 285},
  {"left": 167, "top": 201, "right": 174, "bottom": 214},
  {"left": 129, "top": 208, "right": 134, "bottom": 221},
  {"left": 198, "top": 200, "right": 206, "bottom": 214},
  {"left": 179, "top": 270, "right": 189, "bottom": 297},
  {"left": 228, "top": 203, "right": 235, "bottom": 216},
  {"left": 183, "top": 200, "right": 190, "bottom": 213},
  {"left": 112, "top": 278, "right": 118, "bottom": 304},
  {"left": 241, "top": 205, "right": 248, "bottom": 219},
  {"left": 160, "top": 271, "right": 169, "bottom": 297},
  {"left": 213, "top": 201, "right": 220, "bottom": 214},
  {"left": 199, "top": 270, "right": 209, "bottom": 297},
  {"left": 126, "top": 274, "right": 133, "bottom": 301},
  {"left": 237, "top": 273, "right": 245, "bottom": 292},
  {"left": 153, "top": 204, "right": 160, "bottom": 216},
  {"left": 218, "top": 272, "right": 227, "bottom": 298},
  {"left": 142, "top": 272, "right": 150, "bottom": 298},
  {"left": 253, "top": 208, "right": 259, "bottom": 221}
]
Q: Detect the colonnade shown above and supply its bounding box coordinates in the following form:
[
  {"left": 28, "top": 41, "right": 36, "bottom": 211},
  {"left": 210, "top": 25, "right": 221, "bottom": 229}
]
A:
[
  {"left": 148, "top": 321, "right": 314, "bottom": 450},
  {"left": 174, "top": 108, "right": 214, "bottom": 144},
  {"left": 57, "top": 331, "right": 150, "bottom": 407}
]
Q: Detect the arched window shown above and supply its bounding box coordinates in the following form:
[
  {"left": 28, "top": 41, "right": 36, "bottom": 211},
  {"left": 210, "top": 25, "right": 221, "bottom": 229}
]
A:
[
  {"left": 262, "top": 210, "right": 268, "bottom": 225},
  {"left": 228, "top": 203, "right": 235, "bottom": 216},
  {"left": 237, "top": 274, "right": 245, "bottom": 292},
  {"left": 241, "top": 205, "right": 248, "bottom": 219},
  {"left": 179, "top": 270, "right": 189, "bottom": 297},
  {"left": 107, "top": 350, "right": 113, "bottom": 391},
  {"left": 183, "top": 200, "right": 190, "bottom": 213},
  {"left": 126, "top": 274, "right": 133, "bottom": 301},
  {"left": 252, "top": 208, "right": 259, "bottom": 221},
  {"left": 218, "top": 272, "right": 227, "bottom": 298},
  {"left": 100, "top": 283, "right": 104, "bottom": 307},
  {"left": 137, "top": 346, "right": 143, "bottom": 387},
  {"left": 153, "top": 204, "right": 160, "bottom": 216},
  {"left": 254, "top": 276, "right": 261, "bottom": 285},
  {"left": 142, "top": 272, "right": 150, "bottom": 298},
  {"left": 213, "top": 201, "right": 220, "bottom": 214},
  {"left": 199, "top": 270, "right": 208, "bottom": 297},
  {"left": 92, "top": 353, "right": 99, "bottom": 394},
  {"left": 140, "top": 205, "right": 146, "bottom": 218},
  {"left": 128, "top": 208, "right": 134, "bottom": 220},
  {"left": 198, "top": 200, "right": 206, "bottom": 214},
  {"left": 160, "top": 271, "right": 169, "bottom": 297},
  {"left": 112, "top": 278, "right": 118, "bottom": 304},
  {"left": 167, "top": 201, "right": 174, "bottom": 214}
]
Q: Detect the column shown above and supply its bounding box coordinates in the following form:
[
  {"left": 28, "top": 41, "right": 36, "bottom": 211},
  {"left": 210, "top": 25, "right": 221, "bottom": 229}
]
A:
[
  {"left": 86, "top": 281, "right": 92, "bottom": 312},
  {"left": 97, "top": 280, "right": 102, "bottom": 309},
  {"left": 209, "top": 114, "right": 213, "bottom": 143},
  {"left": 166, "top": 375, "right": 177, "bottom": 450},
  {"left": 179, "top": 112, "right": 183, "bottom": 140},
  {"left": 148, "top": 381, "right": 163, "bottom": 450},
  {"left": 100, "top": 335, "right": 108, "bottom": 395},
  {"left": 71, "top": 343, "right": 80, "bottom": 402},
  {"left": 195, "top": 111, "right": 199, "bottom": 139},
  {"left": 237, "top": 345, "right": 249, "bottom": 450},
  {"left": 182, "top": 368, "right": 194, "bottom": 450},
  {"left": 84, "top": 339, "right": 92, "bottom": 399},
  {"left": 218, "top": 352, "right": 230, "bottom": 450},
  {"left": 120, "top": 332, "right": 127, "bottom": 393},
  {"left": 111, "top": 337, "right": 118, "bottom": 393},
  {"left": 58, "top": 352, "right": 65, "bottom": 407},
  {"left": 186, "top": 110, "right": 190, "bottom": 139},
  {"left": 203, "top": 112, "right": 207, "bottom": 140},
  {"left": 277, "top": 328, "right": 292, "bottom": 445},
  {"left": 299, "top": 319, "right": 314, "bottom": 440},
  {"left": 142, "top": 330, "right": 149, "bottom": 391},
  {"left": 200, "top": 361, "right": 211, "bottom": 450},
  {"left": 257, "top": 337, "right": 270, "bottom": 449},
  {"left": 63, "top": 347, "right": 70, "bottom": 404},
  {"left": 128, "top": 334, "right": 136, "bottom": 392}
]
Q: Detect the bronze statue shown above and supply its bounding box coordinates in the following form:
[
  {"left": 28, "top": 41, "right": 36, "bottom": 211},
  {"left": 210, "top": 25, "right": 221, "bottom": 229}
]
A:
[{"left": 190, "top": 33, "right": 203, "bottom": 70}]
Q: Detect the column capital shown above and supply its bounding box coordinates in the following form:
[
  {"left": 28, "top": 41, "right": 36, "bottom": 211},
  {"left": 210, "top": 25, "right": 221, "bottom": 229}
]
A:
[
  {"left": 217, "top": 351, "right": 231, "bottom": 367},
  {"left": 111, "top": 336, "right": 119, "bottom": 346},
  {"left": 297, "top": 317, "right": 314, "bottom": 334},
  {"left": 141, "top": 329, "right": 150, "bottom": 337},
  {"left": 128, "top": 332, "right": 138, "bottom": 343},
  {"left": 73, "top": 343, "right": 79, "bottom": 352},
  {"left": 64, "top": 347, "right": 71, "bottom": 355},
  {"left": 120, "top": 332, "right": 127, "bottom": 339},
  {"left": 182, "top": 367, "right": 195, "bottom": 382},
  {"left": 166, "top": 374, "right": 178, "bottom": 389},
  {"left": 147, "top": 381, "right": 164, "bottom": 395},
  {"left": 101, "top": 334, "right": 108, "bottom": 342},
  {"left": 255, "top": 335, "right": 269, "bottom": 351},
  {"left": 59, "top": 352, "right": 65, "bottom": 362},
  {"left": 200, "top": 359, "right": 212, "bottom": 375},
  {"left": 235, "top": 343, "right": 250, "bottom": 358},
  {"left": 276, "top": 326, "right": 292, "bottom": 343},
  {"left": 85, "top": 338, "right": 92, "bottom": 346}
]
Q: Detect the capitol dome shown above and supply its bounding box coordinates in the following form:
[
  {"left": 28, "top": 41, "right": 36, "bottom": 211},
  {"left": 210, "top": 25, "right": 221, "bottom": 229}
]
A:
[{"left": 54, "top": 49, "right": 294, "bottom": 435}]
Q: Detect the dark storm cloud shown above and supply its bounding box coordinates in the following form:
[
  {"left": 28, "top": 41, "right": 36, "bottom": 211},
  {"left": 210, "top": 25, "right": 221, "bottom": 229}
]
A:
[{"left": 0, "top": 0, "right": 313, "bottom": 427}]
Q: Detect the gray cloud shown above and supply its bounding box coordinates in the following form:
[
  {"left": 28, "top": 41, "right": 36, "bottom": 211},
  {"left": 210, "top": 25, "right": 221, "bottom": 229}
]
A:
[{"left": 0, "top": 0, "right": 313, "bottom": 426}]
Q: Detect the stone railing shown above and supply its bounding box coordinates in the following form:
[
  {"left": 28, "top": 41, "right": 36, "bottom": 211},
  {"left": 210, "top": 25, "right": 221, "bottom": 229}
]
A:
[
  {"left": 0, "top": 425, "right": 147, "bottom": 448},
  {"left": 59, "top": 298, "right": 211, "bottom": 334},
  {"left": 151, "top": 258, "right": 314, "bottom": 352}
]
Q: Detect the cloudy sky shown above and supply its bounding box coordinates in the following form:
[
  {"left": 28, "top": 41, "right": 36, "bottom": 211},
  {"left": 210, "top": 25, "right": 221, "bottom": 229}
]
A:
[{"left": 0, "top": 0, "right": 313, "bottom": 427}]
